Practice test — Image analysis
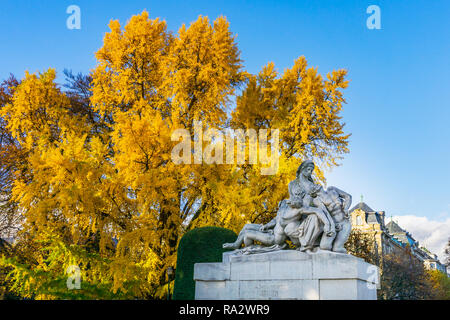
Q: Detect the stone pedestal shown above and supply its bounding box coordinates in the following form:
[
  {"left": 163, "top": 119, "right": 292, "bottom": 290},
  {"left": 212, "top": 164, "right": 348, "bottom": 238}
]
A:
[{"left": 194, "top": 250, "right": 379, "bottom": 300}]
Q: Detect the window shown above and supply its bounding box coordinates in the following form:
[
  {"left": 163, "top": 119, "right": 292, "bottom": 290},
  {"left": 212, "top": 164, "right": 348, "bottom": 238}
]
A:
[{"left": 356, "top": 215, "right": 362, "bottom": 225}]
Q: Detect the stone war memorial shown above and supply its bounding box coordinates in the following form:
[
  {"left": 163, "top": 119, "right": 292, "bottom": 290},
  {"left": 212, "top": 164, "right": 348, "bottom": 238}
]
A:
[{"left": 194, "top": 160, "right": 380, "bottom": 300}]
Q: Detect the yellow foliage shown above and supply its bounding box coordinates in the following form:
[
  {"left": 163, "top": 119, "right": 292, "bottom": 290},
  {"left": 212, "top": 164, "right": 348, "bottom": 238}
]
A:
[{"left": 0, "top": 11, "right": 350, "bottom": 298}]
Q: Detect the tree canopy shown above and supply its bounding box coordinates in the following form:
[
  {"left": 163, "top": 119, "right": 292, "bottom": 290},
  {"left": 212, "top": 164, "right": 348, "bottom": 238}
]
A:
[{"left": 0, "top": 11, "right": 350, "bottom": 299}]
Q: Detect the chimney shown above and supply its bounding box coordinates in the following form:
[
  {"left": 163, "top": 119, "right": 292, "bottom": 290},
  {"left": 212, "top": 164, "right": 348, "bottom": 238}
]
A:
[{"left": 379, "top": 211, "right": 385, "bottom": 227}]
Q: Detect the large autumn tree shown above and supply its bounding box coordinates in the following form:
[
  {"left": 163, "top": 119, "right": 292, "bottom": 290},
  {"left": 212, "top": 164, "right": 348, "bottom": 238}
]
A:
[
  {"left": 0, "top": 11, "right": 350, "bottom": 299},
  {"left": 379, "top": 248, "right": 434, "bottom": 300}
]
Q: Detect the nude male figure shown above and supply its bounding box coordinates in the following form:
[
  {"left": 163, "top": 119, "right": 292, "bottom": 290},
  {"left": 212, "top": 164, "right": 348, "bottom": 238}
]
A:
[
  {"left": 309, "top": 186, "right": 352, "bottom": 253},
  {"left": 222, "top": 199, "right": 302, "bottom": 250}
]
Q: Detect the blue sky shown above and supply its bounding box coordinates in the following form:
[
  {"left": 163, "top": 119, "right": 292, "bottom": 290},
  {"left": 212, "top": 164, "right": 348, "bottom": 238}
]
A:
[{"left": 1, "top": 1, "right": 449, "bottom": 234}]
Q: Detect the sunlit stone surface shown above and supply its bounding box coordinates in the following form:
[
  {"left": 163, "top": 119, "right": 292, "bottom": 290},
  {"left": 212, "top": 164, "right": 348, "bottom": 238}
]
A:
[{"left": 194, "top": 250, "right": 379, "bottom": 300}]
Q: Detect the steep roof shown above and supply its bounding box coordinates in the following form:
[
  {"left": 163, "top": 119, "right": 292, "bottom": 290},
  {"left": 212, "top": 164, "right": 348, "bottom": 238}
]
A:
[
  {"left": 386, "top": 221, "right": 405, "bottom": 234},
  {"left": 367, "top": 212, "right": 383, "bottom": 224},
  {"left": 386, "top": 221, "right": 419, "bottom": 248},
  {"left": 349, "top": 201, "right": 375, "bottom": 213}
]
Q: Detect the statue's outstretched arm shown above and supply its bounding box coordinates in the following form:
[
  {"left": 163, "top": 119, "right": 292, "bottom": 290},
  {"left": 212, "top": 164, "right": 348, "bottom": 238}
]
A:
[{"left": 261, "top": 218, "right": 276, "bottom": 231}]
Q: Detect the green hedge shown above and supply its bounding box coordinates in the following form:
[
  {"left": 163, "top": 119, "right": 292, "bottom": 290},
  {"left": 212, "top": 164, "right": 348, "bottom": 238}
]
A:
[{"left": 172, "top": 226, "right": 237, "bottom": 300}]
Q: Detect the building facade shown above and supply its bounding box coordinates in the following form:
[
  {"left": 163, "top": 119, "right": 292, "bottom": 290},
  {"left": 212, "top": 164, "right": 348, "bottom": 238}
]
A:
[{"left": 350, "top": 201, "right": 447, "bottom": 274}]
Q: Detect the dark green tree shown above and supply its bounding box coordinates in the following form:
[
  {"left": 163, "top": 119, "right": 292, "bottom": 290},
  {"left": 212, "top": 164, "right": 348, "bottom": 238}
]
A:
[{"left": 172, "top": 226, "right": 236, "bottom": 300}]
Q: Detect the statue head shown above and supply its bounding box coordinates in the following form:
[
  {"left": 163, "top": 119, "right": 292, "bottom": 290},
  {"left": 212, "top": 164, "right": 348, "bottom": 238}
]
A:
[{"left": 296, "top": 160, "right": 315, "bottom": 181}]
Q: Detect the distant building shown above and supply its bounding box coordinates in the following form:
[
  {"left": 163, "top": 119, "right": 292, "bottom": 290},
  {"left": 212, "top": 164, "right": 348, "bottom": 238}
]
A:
[{"left": 350, "top": 201, "right": 447, "bottom": 274}]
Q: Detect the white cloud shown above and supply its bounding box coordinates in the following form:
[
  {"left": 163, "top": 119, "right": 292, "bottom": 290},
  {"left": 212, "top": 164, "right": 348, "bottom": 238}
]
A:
[{"left": 391, "top": 215, "right": 450, "bottom": 263}]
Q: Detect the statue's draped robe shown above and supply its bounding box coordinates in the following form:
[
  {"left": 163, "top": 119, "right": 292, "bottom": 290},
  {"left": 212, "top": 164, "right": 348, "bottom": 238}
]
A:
[{"left": 288, "top": 179, "right": 323, "bottom": 251}]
